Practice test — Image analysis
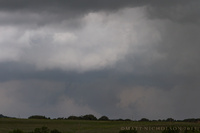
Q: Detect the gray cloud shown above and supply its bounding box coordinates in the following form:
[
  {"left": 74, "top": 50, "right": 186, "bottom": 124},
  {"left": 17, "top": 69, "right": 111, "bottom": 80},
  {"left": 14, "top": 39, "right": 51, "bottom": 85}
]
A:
[
  {"left": 147, "top": 1, "right": 200, "bottom": 24},
  {"left": 0, "top": 0, "right": 147, "bottom": 12},
  {"left": 0, "top": 0, "right": 200, "bottom": 120},
  {"left": 0, "top": 0, "right": 189, "bottom": 11},
  {"left": 0, "top": 0, "right": 190, "bottom": 26}
]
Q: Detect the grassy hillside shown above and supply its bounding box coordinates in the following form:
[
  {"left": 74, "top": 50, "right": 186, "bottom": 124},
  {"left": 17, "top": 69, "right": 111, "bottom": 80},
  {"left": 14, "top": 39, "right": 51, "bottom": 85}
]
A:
[{"left": 0, "top": 118, "right": 200, "bottom": 133}]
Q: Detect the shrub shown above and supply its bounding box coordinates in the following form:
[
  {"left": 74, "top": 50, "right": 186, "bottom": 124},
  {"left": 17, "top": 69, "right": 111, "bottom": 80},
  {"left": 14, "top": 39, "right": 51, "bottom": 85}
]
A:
[
  {"left": 9, "top": 127, "right": 62, "bottom": 133},
  {"left": 30, "top": 126, "right": 63, "bottom": 133},
  {"left": 9, "top": 129, "right": 24, "bottom": 133},
  {"left": 31, "top": 126, "right": 50, "bottom": 133},
  {"left": 50, "top": 129, "right": 62, "bottom": 133}
]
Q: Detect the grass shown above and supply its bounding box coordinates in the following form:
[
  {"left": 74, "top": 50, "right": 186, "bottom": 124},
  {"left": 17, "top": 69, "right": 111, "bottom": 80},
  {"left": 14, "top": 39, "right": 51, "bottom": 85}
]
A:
[{"left": 0, "top": 118, "right": 200, "bottom": 133}]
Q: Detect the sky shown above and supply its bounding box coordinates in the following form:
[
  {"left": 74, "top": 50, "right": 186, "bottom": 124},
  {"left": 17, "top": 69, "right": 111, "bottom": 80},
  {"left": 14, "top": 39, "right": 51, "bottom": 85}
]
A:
[{"left": 0, "top": 0, "right": 200, "bottom": 120}]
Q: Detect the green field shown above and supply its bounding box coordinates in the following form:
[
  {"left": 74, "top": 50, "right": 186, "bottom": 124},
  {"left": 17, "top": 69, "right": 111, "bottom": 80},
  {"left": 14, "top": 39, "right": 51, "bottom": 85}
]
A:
[{"left": 0, "top": 118, "right": 200, "bottom": 133}]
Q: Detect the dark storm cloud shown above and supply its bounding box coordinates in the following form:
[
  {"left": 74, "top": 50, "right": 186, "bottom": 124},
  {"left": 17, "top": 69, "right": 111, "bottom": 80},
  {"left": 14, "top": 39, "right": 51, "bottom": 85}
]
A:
[
  {"left": 0, "top": 0, "right": 189, "bottom": 15},
  {"left": 147, "top": 1, "right": 200, "bottom": 23},
  {"left": 0, "top": 0, "right": 195, "bottom": 29},
  {"left": 0, "top": 0, "right": 144, "bottom": 12}
]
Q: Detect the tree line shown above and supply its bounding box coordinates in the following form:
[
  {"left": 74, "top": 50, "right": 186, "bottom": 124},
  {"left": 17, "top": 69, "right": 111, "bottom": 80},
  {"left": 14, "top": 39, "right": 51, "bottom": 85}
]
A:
[
  {"left": 28, "top": 114, "right": 109, "bottom": 121},
  {"left": 28, "top": 115, "right": 200, "bottom": 123},
  {"left": 1, "top": 113, "right": 200, "bottom": 122}
]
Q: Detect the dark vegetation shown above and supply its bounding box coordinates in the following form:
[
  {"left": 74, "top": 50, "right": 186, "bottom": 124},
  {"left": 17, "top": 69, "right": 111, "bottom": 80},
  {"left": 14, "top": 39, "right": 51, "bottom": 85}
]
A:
[
  {"left": 0, "top": 114, "right": 9, "bottom": 118},
  {"left": 28, "top": 115, "right": 50, "bottom": 119},
  {"left": 183, "top": 118, "right": 200, "bottom": 123},
  {"left": 1, "top": 113, "right": 197, "bottom": 122},
  {"left": 9, "top": 126, "right": 61, "bottom": 133},
  {"left": 8, "top": 126, "right": 200, "bottom": 133},
  {"left": 138, "top": 118, "right": 150, "bottom": 122},
  {"left": 2, "top": 114, "right": 200, "bottom": 133}
]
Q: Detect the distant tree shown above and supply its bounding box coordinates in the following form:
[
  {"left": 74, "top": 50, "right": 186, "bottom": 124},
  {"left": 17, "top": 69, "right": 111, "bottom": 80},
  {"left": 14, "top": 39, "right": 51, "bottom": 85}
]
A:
[
  {"left": 82, "top": 114, "right": 97, "bottom": 120},
  {"left": 183, "top": 118, "right": 200, "bottom": 123},
  {"left": 28, "top": 115, "right": 48, "bottom": 119},
  {"left": 0, "top": 114, "right": 9, "bottom": 118},
  {"left": 183, "top": 118, "right": 194, "bottom": 122},
  {"left": 166, "top": 118, "right": 175, "bottom": 122},
  {"left": 139, "top": 118, "right": 150, "bottom": 122},
  {"left": 98, "top": 116, "right": 109, "bottom": 121},
  {"left": 67, "top": 116, "right": 80, "bottom": 120}
]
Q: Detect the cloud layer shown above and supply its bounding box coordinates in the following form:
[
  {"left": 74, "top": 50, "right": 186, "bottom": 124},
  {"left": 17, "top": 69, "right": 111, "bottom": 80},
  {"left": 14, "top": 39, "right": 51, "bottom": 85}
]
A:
[{"left": 0, "top": 0, "right": 200, "bottom": 120}]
